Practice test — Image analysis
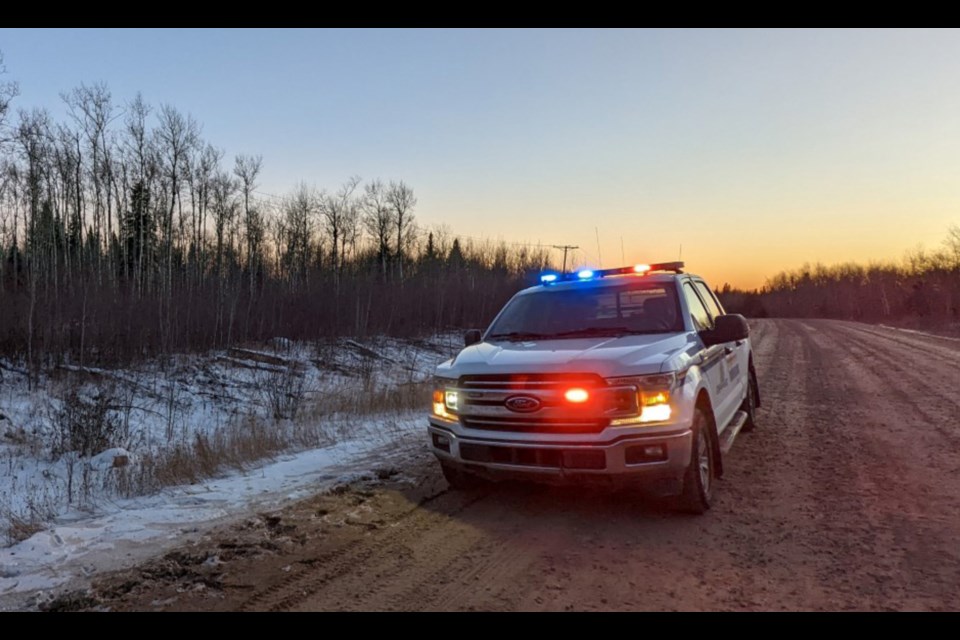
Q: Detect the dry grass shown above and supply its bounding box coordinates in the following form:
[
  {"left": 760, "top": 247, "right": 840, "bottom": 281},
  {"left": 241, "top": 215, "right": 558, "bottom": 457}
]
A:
[
  {"left": 1, "top": 504, "right": 49, "bottom": 545},
  {"left": 0, "top": 352, "right": 434, "bottom": 545},
  {"left": 134, "top": 416, "right": 291, "bottom": 491},
  {"left": 111, "top": 380, "right": 430, "bottom": 500},
  {"left": 306, "top": 380, "right": 431, "bottom": 417}
]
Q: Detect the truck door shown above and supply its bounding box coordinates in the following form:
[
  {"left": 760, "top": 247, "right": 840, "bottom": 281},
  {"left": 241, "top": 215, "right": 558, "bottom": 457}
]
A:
[
  {"left": 682, "top": 281, "right": 739, "bottom": 432},
  {"left": 694, "top": 280, "right": 749, "bottom": 410}
]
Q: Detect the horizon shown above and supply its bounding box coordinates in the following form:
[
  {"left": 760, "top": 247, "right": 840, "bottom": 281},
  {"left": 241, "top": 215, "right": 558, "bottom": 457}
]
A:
[{"left": 1, "top": 28, "right": 958, "bottom": 288}]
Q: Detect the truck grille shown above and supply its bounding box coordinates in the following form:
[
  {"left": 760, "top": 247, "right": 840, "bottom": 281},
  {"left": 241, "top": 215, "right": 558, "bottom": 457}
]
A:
[
  {"left": 459, "top": 443, "right": 606, "bottom": 470},
  {"left": 454, "top": 373, "right": 618, "bottom": 434}
]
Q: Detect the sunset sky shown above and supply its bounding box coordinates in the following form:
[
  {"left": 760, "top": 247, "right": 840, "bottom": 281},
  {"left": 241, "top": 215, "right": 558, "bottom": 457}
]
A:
[{"left": 1, "top": 28, "right": 957, "bottom": 288}]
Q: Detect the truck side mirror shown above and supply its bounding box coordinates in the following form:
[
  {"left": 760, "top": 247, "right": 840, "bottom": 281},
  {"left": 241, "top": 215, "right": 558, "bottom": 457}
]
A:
[
  {"left": 701, "top": 314, "right": 749, "bottom": 347},
  {"left": 464, "top": 329, "right": 482, "bottom": 347}
]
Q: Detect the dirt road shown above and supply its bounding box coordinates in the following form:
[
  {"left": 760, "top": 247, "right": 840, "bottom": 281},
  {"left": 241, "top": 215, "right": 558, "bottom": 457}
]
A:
[{"left": 74, "top": 319, "right": 960, "bottom": 611}]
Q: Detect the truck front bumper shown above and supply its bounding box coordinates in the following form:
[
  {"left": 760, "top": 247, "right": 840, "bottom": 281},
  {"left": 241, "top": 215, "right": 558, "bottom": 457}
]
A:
[{"left": 428, "top": 420, "right": 693, "bottom": 496}]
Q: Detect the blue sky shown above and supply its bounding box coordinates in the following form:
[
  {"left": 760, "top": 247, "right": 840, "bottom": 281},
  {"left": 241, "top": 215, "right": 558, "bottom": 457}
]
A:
[{"left": 2, "top": 28, "right": 958, "bottom": 287}]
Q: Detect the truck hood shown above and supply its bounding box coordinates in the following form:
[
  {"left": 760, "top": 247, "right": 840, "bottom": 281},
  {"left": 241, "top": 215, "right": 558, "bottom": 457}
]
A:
[{"left": 438, "top": 333, "right": 695, "bottom": 379}]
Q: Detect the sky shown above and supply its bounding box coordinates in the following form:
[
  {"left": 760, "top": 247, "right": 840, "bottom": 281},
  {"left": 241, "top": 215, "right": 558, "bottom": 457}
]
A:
[{"left": 1, "top": 28, "right": 958, "bottom": 289}]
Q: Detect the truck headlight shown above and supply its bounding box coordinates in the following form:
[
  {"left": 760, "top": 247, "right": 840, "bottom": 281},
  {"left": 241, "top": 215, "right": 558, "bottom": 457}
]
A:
[
  {"left": 433, "top": 378, "right": 457, "bottom": 419},
  {"left": 444, "top": 390, "right": 458, "bottom": 411},
  {"left": 607, "top": 373, "right": 677, "bottom": 424}
]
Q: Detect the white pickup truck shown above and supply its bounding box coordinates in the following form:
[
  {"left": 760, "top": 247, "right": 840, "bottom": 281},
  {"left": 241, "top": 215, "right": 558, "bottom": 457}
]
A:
[{"left": 428, "top": 262, "right": 760, "bottom": 513}]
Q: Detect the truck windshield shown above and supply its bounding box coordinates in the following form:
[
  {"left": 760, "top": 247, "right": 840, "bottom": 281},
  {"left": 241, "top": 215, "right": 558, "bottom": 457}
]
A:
[{"left": 487, "top": 282, "right": 683, "bottom": 340}]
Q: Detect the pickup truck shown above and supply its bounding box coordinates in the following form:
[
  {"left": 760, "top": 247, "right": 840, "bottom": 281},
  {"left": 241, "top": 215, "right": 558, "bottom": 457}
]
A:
[{"left": 428, "top": 262, "right": 760, "bottom": 513}]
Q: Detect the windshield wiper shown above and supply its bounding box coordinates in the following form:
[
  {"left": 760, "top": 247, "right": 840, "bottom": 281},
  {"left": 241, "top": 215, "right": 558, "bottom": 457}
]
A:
[
  {"left": 486, "top": 331, "right": 550, "bottom": 341},
  {"left": 547, "top": 327, "right": 632, "bottom": 338},
  {"left": 548, "top": 327, "right": 665, "bottom": 338}
]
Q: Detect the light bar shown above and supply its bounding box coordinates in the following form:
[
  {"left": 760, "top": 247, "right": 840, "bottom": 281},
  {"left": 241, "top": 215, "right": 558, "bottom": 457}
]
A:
[{"left": 538, "top": 261, "right": 684, "bottom": 284}]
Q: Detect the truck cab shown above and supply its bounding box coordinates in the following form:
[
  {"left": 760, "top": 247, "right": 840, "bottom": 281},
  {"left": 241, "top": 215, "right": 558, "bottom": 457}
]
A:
[{"left": 428, "top": 262, "right": 760, "bottom": 513}]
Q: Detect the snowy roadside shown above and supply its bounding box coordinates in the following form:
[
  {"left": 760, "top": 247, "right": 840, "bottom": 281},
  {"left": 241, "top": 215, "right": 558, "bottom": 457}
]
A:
[
  {"left": 0, "top": 413, "right": 427, "bottom": 611},
  {"left": 0, "top": 333, "right": 459, "bottom": 610},
  {"left": 0, "top": 334, "right": 455, "bottom": 533},
  {"left": 877, "top": 323, "right": 960, "bottom": 342}
]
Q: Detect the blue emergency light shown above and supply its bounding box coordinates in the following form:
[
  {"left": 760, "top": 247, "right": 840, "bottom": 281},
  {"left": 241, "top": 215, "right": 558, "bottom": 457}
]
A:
[{"left": 539, "top": 261, "right": 685, "bottom": 284}]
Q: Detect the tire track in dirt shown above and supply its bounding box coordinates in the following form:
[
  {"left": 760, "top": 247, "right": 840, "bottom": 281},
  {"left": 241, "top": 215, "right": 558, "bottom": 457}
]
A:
[
  {"left": 841, "top": 322, "right": 960, "bottom": 360},
  {"left": 284, "top": 492, "right": 529, "bottom": 611},
  {"left": 815, "top": 321, "right": 960, "bottom": 444},
  {"left": 793, "top": 320, "right": 960, "bottom": 609},
  {"left": 708, "top": 318, "right": 855, "bottom": 610},
  {"left": 239, "top": 489, "right": 491, "bottom": 611}
]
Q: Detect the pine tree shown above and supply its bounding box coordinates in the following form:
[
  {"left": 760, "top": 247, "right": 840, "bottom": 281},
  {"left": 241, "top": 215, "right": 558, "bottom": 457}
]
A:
[{"left": 122, "top": 180, "right": 154, "bottom": 287}]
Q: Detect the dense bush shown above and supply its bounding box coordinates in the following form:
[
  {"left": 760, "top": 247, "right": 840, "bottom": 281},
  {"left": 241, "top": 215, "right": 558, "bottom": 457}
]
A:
[{"left": 717, "top": 231, "right": 960, "bottom": 330}]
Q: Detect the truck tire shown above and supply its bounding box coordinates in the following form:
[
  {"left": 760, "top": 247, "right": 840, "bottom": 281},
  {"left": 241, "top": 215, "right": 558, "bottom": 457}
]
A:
[
  {"left": 740, "top": 368, "right": 759, "bottom": 432},
  {"left": 678, "top": 408, "right": 715, "bottom": 514},
  {"left": 440, "top": 461, "right": 486, "bottom": 491}
]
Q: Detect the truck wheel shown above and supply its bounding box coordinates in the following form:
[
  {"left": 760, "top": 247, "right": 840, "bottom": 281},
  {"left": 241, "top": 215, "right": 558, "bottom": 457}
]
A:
[
  {"left": 740, "top": 368, "right": 759, "bottom": 432},
  {"left": 440, "top": 461, "right": 485, "bottom": 491},
  {"left": 678, "top": 408, "right": 715, "bottom": 514}
]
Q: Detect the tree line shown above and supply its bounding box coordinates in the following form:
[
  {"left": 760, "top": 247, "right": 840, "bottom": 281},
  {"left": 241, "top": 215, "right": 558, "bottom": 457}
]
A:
[
  {"left": 717, "top": 227, "right": 960, "bottom": 328},
  {"left": 0, "top": 71, "right": 551, "bottom": 373}
]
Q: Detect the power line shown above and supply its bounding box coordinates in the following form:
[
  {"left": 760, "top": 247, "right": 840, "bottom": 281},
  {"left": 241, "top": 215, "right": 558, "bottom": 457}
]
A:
[
  {"left": 551, "top": 245, "right": 579, "bottom": 272},
  {"left": 594, "top": 228, "right": 602, "bottom": 269}
]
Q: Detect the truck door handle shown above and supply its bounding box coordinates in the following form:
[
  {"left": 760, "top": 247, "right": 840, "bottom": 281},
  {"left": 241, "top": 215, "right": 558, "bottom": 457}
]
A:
[{"left": 724, "top": 346, "right": 734, "bottom": 355}]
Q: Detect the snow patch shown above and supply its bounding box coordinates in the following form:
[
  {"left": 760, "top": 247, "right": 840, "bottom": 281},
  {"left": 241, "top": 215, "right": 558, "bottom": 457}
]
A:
[{"left": 0, "top": 414, "right": 424, "bottom": 608}]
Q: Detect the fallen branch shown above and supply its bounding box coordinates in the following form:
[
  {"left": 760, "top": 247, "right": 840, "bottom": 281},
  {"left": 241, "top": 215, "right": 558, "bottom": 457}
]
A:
[
  {"left": 344, "top": 340, "right": 397, "bottom": 364},
  {"left": 217, "top": 356, "right": 293, "bottom": 374},
  {"left": 0, "top": 361, "right": 29, "bottom": 377},
  {"left": 226, "top": 348, "right": 307, "bottom": 372}
]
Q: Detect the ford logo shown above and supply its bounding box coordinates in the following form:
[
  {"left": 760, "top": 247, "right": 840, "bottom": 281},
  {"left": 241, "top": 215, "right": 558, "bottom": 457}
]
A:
[{"left": 505, "top": 395, "right": 541, "bottom": 413}]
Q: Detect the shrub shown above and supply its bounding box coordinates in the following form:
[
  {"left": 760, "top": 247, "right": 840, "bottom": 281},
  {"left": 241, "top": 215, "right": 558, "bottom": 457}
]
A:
[{"left": 51, "top": 385, "right": 124, "bottom": 458}]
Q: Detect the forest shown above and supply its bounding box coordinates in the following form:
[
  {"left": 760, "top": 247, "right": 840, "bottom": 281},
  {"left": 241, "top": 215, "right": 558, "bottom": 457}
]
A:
[
  {"left": 0, "top": 72, "right": 550, "bottom": 371},
  {"left": 717, "top": 227, "right": 960, "bottom": 333}
]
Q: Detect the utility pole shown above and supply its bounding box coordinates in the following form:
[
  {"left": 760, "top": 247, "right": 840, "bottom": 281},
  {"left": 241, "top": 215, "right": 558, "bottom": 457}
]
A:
[{"left": 552, "top": 245, "right": 579, "bottom": 273}]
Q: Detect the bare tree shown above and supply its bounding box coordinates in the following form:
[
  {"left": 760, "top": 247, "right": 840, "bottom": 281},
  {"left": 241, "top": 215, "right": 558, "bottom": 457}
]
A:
[
  {"left": 388, "top": 180, "right": 416, "bottom": 280},
  {"left": 15, "top": 108, "right": 53, "bottom": 381},
  {"left": 945, "top": 224, "right": 960, "bottom": 269},
  {"left": 234, "top": 153, "right": 263, "bottom": 292},
  {"left": 191, "top": 144, "right": 222, "bottom": 285},
  {"left": 283, "top": 182, "right": 315, "bottom": 290},
  {"left": 123, "top": 94, "right": 152, "bottom": 186},
  {"left": 362, "top": 178, "right": 393, "bottom": 279},
  {"left": 319, "top": 176, "right": 360, "bottom": 280},
  {"left": 210, "top": 170, "right": 237, "bottom": 281},
  {"left": 0, "top": 51, "right": 19, "bottom": 142},
  {"left": 154, "top": 104, "right": 199, "bottom": 298},
  {"left": 62, "top": 83, "right": 117, "bottom": 279}
]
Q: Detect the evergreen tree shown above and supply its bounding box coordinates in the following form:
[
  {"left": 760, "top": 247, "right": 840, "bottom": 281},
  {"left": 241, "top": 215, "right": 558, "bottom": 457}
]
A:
[{"left": 122, "top": 180, "right": 154, "bottom": 285}]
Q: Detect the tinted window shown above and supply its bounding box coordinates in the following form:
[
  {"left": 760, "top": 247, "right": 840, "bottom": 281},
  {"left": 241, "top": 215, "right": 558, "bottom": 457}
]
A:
[
  {"left": 488, "top": 282, "right": 683, "bottom": 339},
  {"left": 682, "top": 282, "right": 713, "bottom": 331},
  {"left": 694, "top": 281, "right": 724, "bottom": 319}
]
